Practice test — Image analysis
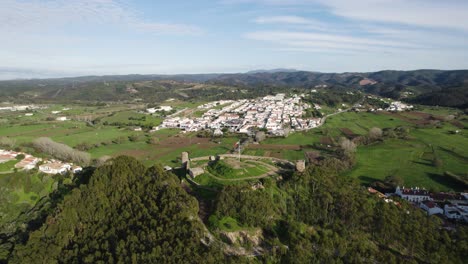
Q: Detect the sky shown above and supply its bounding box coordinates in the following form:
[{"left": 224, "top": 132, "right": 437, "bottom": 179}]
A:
[{"left": 1, "top": 0, "right": 468, "bottom": 79}]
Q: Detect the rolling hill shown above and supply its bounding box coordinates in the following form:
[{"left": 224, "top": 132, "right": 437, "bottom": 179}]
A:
[{"left": 0, "top": 70, "right": 467, "bottom": 108}]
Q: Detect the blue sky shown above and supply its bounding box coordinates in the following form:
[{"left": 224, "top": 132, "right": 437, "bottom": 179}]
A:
[{"left": 1, "top": 0, "right": 468, "bottom": 79}]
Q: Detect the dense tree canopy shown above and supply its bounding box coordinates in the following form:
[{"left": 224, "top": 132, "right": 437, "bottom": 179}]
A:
[
  {"left": 10, "top": 156, "right": 223, "bottom": 263},
  {"left": 3, "top": 155, "right": 467, "bottom": 263}
]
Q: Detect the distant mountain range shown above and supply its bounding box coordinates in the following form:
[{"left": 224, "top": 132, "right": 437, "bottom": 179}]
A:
[
  {"left": 246, "top": 68, "right": 299, "bottom": 74},
  {"left": 0, "top": 69, "right": 467, "bottom": 108}
]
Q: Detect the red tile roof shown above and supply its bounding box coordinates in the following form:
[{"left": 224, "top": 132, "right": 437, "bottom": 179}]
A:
[{"left": 401, "top": 189, "right": 430, "bottom": 196}]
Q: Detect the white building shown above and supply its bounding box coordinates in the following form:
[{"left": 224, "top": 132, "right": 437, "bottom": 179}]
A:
[
  {"left": 39, "top": 162, "right": 72, "bottom": 174},
  {"left": 419, "top": 201, "right": 443, "bottom": 216},
  {"left": 15, "top": 155, "right": 41, "bottom": 170},
  {"left": 444, "top": 204, "right": 465, "bottom": 220},
  {"left": 395, "top": 186, "right": 431, "bottom": 202},
  {"left": 147, "top": 106, "right": 173, "bottom": 114}
]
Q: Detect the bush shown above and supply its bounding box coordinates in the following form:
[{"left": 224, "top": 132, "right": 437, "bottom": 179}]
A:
[
  {"left": 0, "top": 136, "right": 16, "bottom": 148},
  {"left": 33, "top": 137, "right": 90, "bottom": 165},
  {"left": 368, "top": 127, "right": 383, "bottom": 140},
  {"left": 208, "top": 161, "right": 234, "bottom": 176}
]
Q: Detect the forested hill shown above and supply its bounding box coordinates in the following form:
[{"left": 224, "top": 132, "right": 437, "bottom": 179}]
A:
[
  {"left": 211, "top": 70, "right": 468, "bottom": 88},
  {"left": 0, "top": 69, "right": 467, "bottom": 107},
  {"left": 8, "top": 157, "right": 224, "bottom": 263},
  {"left": 209, "top": 70, "right": 468, "bottom": 108},
  {"left": 4, "top": 156, "right": 468, "bottom": 263}
]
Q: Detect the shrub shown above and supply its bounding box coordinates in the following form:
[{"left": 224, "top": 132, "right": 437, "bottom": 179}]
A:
[{"left": 33, "top": 137, "right": 90, "bottom": 165}]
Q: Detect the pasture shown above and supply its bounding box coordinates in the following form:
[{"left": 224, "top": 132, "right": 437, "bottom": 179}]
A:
[
  {"left": 255, "top": 109, "right": 467, "bottom": 191},
  {"left": 1, "top": 102, "right": 466, "bottom": 192}
]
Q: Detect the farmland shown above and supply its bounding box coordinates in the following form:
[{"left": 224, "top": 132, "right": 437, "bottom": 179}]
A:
[
  {"left": 0, "top": 100, "right": 466, "bottom": 194},
  {"left": 248, "top": 108, "right": 467, "bottom": 191}
]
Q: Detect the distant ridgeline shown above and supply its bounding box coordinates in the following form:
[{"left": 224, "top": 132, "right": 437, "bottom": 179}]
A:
[
  {"left": 0, "top": 69, "right": 467, "bottom": 108},
  {"left": 2, "top": 156, "right": 467, "bottom": 263}
]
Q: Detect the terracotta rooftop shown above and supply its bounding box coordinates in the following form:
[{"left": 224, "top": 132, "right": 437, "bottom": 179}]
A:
[
  {"left": 421, "top": 201, "right": 438, "bottom": 209},
  {"left": 401, "top": 188, "right": 430, "bottom": 196}
]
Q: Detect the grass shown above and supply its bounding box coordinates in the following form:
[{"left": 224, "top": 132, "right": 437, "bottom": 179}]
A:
[
  {"left": 100, "top": 110, "right": 162, "bottom": 127},
  {"left": 346, "top": 135, "right": 467, "bottom": 191},
  {"left": 262, "top": 130, "right": 321, "bottom": 145},
  {"left": 217, "top": 216, "right": 243, "bottom": 232},
  {"left": 207, "top": 159, "right": 271, "bottom": 180},
  {"left": 257, "top": 109, "right": 467, "bottom": 191},
  {"left": 324, "top": 112, "right": 409, "bottom": 136},
  {"left": 1, "top": 102, "right": 466, "bottom": 193},
  {"left": 0, "top": 160, "right": 18, "bottom": 172}
]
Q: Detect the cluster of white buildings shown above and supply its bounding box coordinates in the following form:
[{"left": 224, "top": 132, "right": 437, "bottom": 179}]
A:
[
  {"left": 0, "top": 104, "right": 44, "bottom": 112},
  {"left": 394, "top": 186, "right": 468, "bottom": 222},
  {"left": 197, "top": 100, "right": 234, "bottom": 109},
  {"left": 0, "top": 149, "right": 41, "bottom": 170},
  {"left": 39, "top": 159, "right": 82, "bottom": 174},
  {"left": 159, "top": 94, "right": 321, "bottom": 136},
  {"left": 386, "top": 101, "right": 414, "bottom": 112},
  {"left": 0, "top": 149, "right": 81, "bottom": 174},
  {"left": 146, "top": 106, "right": 173, "bottom": 114}
]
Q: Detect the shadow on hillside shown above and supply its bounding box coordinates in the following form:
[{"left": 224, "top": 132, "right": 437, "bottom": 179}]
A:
[
  {"left": 358, "top": 175, "right": 379, "bottom": 184},
  {"left": 426, "top": 173, "right": 463, "bottom": 192},
  {"left": 411, "top": 160, "right": 433, "bottom": 167}
]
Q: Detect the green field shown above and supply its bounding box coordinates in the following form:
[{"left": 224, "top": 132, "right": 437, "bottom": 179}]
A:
[
  {"left": 1, "top": 102, "right": 466, "bottom": 192},
  {"left": 257, "top": 109, "right": 467, "bottom": 191},
  {"left": 100, "top": 110, "right": 163, "bottom": 127},
  {"left": 0, "top": 160, "right": 18, "bottom": 172}
]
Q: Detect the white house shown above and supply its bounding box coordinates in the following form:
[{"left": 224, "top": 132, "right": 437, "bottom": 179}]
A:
[
  {"left": 72, "top": 166, "right": 83, "bottom": 173},
  {"left": 15, "top": 155, "right": 41, "bottom": 170},
  {"left": 56, "top": 116, "right": 67, "bottom": 121},
  {"left": 39, "top": 162, "right": 71, "bottom": 174},
  {"left": 395, "top": 186, "right": 431, "bottom": 202},
  {"left": 420, "top": 201, "right": 443, "bottom": 216},
  {"left": 444, "top": 204, "right": 464, "bottom": 220}
]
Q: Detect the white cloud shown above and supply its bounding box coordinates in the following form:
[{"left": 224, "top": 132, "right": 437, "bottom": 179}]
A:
[
  {"left": 237, "top": 0, "right": 468, "bottom": 31},
  {"left": 253, "top": 15, "right": 333, "bottom": 31},
  {"left": 244, "top": 0, "right": 468, "bottom": 58},
  {"left": 315, "top": 0, "right": 468, "bottom": 31},
  {"left": 245, "top": 30, "right": 425, "bottom": 51},
  {"left": 254, "top": 15, "right": 312, "bottom": 24},
  {"left": 133, "top": 22, "right": 203, "bottom": 35},
  {"left": 0, "top": 0, "right": 202, "bottom": 35}
]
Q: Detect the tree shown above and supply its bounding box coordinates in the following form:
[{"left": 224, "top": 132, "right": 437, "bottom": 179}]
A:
[
  {"left": 255, "top": 131, "right": 266, "bottom": 142},
  {"left": 384, "top": 175, "right": 404, "bottom": 188},
  {"left": 93, "top": 155, "right": 112, "bottom": 167},
  {"left": 339, "top": 137, "right": 356, "bottom": 157},
  {"left": 368, "top": 127, "right": 383, "bottom": 140},
  {"left": 11, "top": 156, "right": 223, "bottom": 263},
  {"left": 33, "top": 137, "right": 91, "bottom": 165},
  {"left": 0, "top": 136, "right": 16, "bottom": 148}
]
